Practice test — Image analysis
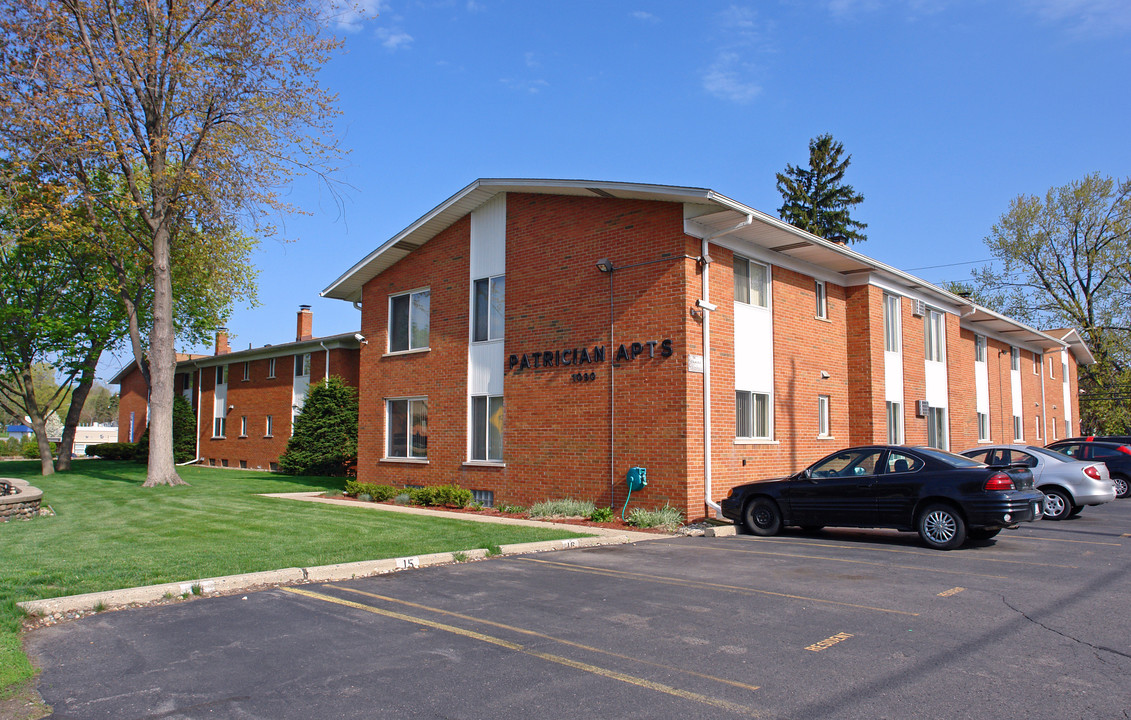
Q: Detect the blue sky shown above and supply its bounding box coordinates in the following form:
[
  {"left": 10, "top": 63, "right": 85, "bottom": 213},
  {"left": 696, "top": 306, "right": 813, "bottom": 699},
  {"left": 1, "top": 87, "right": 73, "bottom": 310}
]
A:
[{"left": 102, "top": 0, "right": 1131, "bottom": 381}]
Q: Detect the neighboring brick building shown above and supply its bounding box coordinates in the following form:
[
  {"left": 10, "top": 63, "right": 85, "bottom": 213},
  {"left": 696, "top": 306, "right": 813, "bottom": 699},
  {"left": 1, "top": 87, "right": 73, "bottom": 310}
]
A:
[
  {"left": 321, "top": 179, "right": 1094, "bottom": 520},
  {"left": 112, "top": 307, "right": 362, "bottom": 470}
]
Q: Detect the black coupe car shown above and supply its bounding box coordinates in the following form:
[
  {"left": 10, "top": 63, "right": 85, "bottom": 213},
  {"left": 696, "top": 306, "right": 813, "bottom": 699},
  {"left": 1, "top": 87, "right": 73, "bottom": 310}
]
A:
[{"left": 720, "top": 446, "right": 1044, "bottom": 550}]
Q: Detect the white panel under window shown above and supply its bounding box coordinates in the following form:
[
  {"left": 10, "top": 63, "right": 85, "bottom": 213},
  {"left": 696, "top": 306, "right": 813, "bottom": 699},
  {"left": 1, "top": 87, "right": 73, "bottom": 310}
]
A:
[
  {"left": 1011, "top": 366, "right": 1023, "bottom": 419},
  {"left": 975, "top": 356, "right": 989, "bottom": 415},
  {"left": 734, "top": 301, "right": 773, "bottom": 392},
  {"left": 469, "top": 342, "right": 504, "bottom": 395},
  {"left": 925, "top": 360, "right": 948, "bottom": 409},
  {"left": 470, "top": 194, "right": 506, "bottom": 279},
  {"left": 884, "top": 351, "right": 903, "bottom": 402},
  {"left": 1061, "top": 350, "right": 1072, "bottom": 427}
]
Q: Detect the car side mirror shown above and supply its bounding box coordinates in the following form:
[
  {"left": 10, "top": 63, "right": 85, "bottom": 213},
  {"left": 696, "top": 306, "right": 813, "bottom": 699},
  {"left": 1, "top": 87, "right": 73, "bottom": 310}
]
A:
[{"left": 799, "top": 468, "right": 814, "bottom": 481}]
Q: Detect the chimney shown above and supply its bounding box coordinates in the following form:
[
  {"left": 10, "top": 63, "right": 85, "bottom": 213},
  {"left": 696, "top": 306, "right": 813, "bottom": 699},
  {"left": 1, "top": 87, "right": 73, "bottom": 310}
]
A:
[
  {"left": 297, "top": 305, "right": 313, "bottom": 341},
  {"left": 215, "top": 328, "right": 230, "bottom": 356}
]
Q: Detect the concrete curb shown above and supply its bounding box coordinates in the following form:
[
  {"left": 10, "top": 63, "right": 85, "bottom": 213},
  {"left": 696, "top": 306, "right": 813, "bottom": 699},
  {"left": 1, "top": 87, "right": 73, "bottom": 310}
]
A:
[{"left": 17, "top": 532, "right": 638, "bottom": 618}]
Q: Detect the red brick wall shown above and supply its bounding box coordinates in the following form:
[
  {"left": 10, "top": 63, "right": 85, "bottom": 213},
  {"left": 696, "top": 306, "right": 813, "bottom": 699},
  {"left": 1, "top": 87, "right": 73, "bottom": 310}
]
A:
[
  {"left": 948, "top": 324, "right": 979, "bottom": 450},
  {"left": 116, "top": 366, "right": 148, "bottom": 444}
]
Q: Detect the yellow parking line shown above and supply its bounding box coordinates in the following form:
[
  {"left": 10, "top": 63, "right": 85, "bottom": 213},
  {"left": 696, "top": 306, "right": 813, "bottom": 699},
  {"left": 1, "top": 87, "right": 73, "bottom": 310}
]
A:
[
  {"left": 283, "top": 587, "right": 764, "bottom": 717},
  {"left": 520, "top": 558, "right": 918, "bottom": 616},
  {"left": 681, "top": 544, "right": 1011, "bottom": 579},
  {"left": 1008, "top": 535, "right": 1121, "bottom": 547},
  {"left": 712, "top": 537, "right": 1081, "bottom": 569},
  {"left": 331, "top": 586, "right": 761, "bottom": 693}
]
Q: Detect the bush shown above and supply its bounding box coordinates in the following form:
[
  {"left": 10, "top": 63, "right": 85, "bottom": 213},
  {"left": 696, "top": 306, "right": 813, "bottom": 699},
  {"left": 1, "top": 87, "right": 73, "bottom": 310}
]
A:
[
  {"left": 530, "top": 498, "right": 595, "bottom": 518},
  {"left": 86, "top": 442, "right": 137, "bottom": 460},
  {"left": 343, "top": 480, "right": 397, "bottom": 502},
  {"left": 626, "top": 504, "right": 685, "bottom": 532},
  {"left": 278, "top": 377, "right": 358, "bottom": 476},
  {"left": 408, "top": 484, "right": 471, "bottom": 508},
  {"left": 20, "top": 440, "right": 55, "bottom": 459},
  {"left": 589, "top": 506, "right": 615, "bottom": 523}
]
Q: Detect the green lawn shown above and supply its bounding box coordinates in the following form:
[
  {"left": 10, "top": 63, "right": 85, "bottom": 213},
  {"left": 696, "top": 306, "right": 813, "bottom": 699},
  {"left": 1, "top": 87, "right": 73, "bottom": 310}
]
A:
[{"left": 0, "top": 460, "right": 588, "bottom": 694}]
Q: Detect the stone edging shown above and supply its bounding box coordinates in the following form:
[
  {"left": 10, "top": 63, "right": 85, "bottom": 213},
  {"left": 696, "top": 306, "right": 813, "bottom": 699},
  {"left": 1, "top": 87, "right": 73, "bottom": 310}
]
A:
[
  {"left": 0, "top": 477, "right": 43, "bottom": 521},
  {"left": 17, "top": 533, "right": 636, "bottom": 617}
]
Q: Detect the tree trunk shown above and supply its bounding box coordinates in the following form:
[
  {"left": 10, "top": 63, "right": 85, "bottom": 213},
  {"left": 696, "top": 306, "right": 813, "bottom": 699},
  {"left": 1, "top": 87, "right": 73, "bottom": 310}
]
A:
[
  {"left": 141, "top": 223, "right": 186, "bottom": 487},
  {"left": 56, "top": 343, "right": 103, "bottom": 472},
  {"left": 18, "top": 363, "right": 55, "bottom": 476}
]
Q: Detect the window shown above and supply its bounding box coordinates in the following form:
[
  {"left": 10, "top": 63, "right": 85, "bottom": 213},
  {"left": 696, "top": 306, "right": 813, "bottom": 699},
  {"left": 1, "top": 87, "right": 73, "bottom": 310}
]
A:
[
  {"left": 814, "top": 280, "right": 827, "bottom": 319},
  {"left": 471, "top": 489, "right": 494, "bottom": 507},
  {"left": 974, "top": 335, "right": 986, "bottom": 363},
  {"left": 213, "top": 417, "right": 226, "bottom": 438},
  {"left": 240, "top": 416, "right": 248, "bottom": 437},
  {"left": 927, "top": 407, "right": 948, "bottom": 449},
  {"left": 1065, "top": 419, "right": 1071, "bottom": 438},
  {"left": 810, "top": 448, "right": 885, "bottom": 478},
  {"left": 733, "top": 257, "right": 768, "bottom": 308},
  {"left": 265, "top": 415, "right": 274, "bottom": 437},
  {"left": 736, "top": 391, "right": 771, "bottom": 439},
  {"left": 883, "top": 294, "right": 901, "bottom": 352},
  {"left": 295, "top": 353, "right": 310, "bottom": 377},
  {"left": 1062, "top": 361, "right": 1068, "bottom": 381},
  {"left": 924, "top": 308, "right": 945, "bottom": 362},
  {"left": 886, "top": 451, "right": 923, "bottom": 474},
  {"left": 182, "top": 373, "right": 193, "bottom": 392},
  {"left": 242, "top": 361, "right": 250, "bottom": 381},
  {"left": 1035, "top": 415, "right": 1042, "bottom": 440},
  {"left": 1010, "top": 347, "right": 1020, "bottom": 371},
  {"left": 239, "top": 460, "right": 248, "bottom": 469},
  {"left": 267, "top": 358, "right": 276, "bottom": 378},
  {"left": 1013, "top": 415, "right": 1023, "bottom": 441},
  {"left": 1049, "top": 356, "right": 1054, "bottom": 377},
  {"left": 387, "top": 398, "right": 428, "bottom": 459},
  {"left": 473, "top": 276, "right": 505, "bottom": 342},
  {"left": 817, "top": 395, "right": 830, "bottom": 437},
  {"left": 389, "top": 289, "right": 431, "bottom": 352},
  {"left": 978, "top": 412, "right": 990, "bottom": 441},
  {"left": 216, "top": 365, "right": 227, "bottom": 385},
  {"left": 1033, "top": 352, "right": 1039, "bottom": 374},
  {"left": 886, "top": 401, "right": 902, "bottom": 444},
  {"left": 221, "top": 459, "right": 229, "bottom": 467},
  {"left": 470, "top": 395, "right": 504, "bottom": 461}
]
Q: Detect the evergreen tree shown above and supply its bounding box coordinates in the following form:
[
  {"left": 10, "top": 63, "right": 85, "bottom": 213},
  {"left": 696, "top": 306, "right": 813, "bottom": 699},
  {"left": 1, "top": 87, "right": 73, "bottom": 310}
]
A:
[
  {"left": 279, "top": 377, "right": 358, "bottom": 476},
  {"left": 134, "top": 395, "right": 196, "bottom": 465},
  {"left": 775, "top": 134, "right": 868, "bottom": 244}
]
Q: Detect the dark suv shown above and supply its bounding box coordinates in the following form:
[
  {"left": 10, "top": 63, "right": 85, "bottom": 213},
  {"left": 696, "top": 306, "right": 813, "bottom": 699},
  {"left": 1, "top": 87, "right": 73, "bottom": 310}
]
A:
[{"left": 1046, "top": 440, "right": 1131, "bottom": 498}]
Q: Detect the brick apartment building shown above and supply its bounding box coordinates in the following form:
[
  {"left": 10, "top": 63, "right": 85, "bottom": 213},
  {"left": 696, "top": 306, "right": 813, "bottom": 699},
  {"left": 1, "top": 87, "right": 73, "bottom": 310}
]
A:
[
  {"left": 113, "top": 306, "right": 362, "bottom": 470},
  {"left": 321, "top": 179, "right": 1093, "bottom": 520}
]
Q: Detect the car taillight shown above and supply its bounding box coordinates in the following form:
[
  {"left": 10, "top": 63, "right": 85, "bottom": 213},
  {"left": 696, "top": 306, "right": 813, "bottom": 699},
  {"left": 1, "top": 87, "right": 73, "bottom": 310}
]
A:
[
  {"left": 984, "top": 472, "right": 1014, "bottom": 491},
  {"left": 1084, "top": 465, "right": 1101, "bottom": 480}
]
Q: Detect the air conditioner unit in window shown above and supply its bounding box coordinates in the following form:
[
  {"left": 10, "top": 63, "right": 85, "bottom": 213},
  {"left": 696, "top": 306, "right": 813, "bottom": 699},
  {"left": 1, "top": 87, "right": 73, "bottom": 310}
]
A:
[
  {"left": 916, "top": 400, "right": 930, "bottom": 417},
  {"left": 912, "top": 299, "right": 927, "bottom": 317}
]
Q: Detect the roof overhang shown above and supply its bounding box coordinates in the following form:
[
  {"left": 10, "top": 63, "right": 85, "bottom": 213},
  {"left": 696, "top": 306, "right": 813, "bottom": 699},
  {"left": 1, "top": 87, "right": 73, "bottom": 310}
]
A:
[
  {"left": 1042, "top": 328, "right": 1097, "bottom": 366},
  {"left": 177, "top": 333, "right": 362, "bottom": 369}
]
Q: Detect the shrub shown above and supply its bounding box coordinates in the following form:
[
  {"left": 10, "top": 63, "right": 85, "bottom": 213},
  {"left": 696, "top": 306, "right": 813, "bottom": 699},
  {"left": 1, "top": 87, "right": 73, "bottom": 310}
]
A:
[
  {"left": 626, "top": 504, "right": 685, "bottom": 532},
  {"left": 20, "top": 440, "right": 56, "bottom": 459},
  {"left": 86, "top": 442, "right": 137, "bottom": 460},
  {"left": 589, "top": 506, "right": 615, "bottom": 523},
  {"left": 343, "top": 480, "right": 397, "bottom": 502},
  {"left": 132, "top": 395, "right": 196, "bottom": 464},
  {"left": 408, "top": 484, "right": 471, "bottom": 508},
  {"left": 278, "top": 377, "right": 358, "bottom": 476},
  {"left": 530, "top": 498, "right": 595, "bottom": 518}
]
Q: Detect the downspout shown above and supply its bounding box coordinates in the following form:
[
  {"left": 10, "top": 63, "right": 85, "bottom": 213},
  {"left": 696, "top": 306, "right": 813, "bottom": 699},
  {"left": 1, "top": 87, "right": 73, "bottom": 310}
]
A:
[
  {"left": 698, "top": 214, "right": 753, "bottom": 518},
  {"left": 319, "top": 341, "right": 330, "bottom": 381},
  {"left": 194, "top": 365, "right": 202, "bottom": 462}
]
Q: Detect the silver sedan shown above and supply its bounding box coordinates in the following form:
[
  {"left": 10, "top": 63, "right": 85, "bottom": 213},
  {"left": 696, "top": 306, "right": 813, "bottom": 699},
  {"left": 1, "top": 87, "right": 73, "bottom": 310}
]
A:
[{"left": 960, "top": 445, "right": 1116, "bottom": 521}]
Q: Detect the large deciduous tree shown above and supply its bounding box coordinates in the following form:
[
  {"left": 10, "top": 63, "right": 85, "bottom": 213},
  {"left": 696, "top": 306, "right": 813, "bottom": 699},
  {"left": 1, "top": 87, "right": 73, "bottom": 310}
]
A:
[
  {"left": 0, "top": 0, "right": 345, "bottom": 486},
  {"left": 973, "top": 173, "right": 1131, "bottom": 433},
  {"left": 776, "top": 133, "right": 868, "bottom": 244}
]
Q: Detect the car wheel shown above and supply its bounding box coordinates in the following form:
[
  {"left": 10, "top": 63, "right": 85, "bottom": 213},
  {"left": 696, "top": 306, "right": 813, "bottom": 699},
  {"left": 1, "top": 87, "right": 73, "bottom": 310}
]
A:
[
  {"left": 967, "top": 527, "right": 1001, "bottom": 541},
  {"left": 917, "top": 503, "right": 966, "bottom": 550},
  {"left": 1041, "top": 489, "right": 1072, "bottom": 521},
  {"left": 1067, "top": 505, "right": 1084, "bottom": 518},
  {"left": 1113, "top": 475, "right": 1130, "bottom": 499},
  {"left": 743, "top": 497, "right": 782, "bottom": 536}
]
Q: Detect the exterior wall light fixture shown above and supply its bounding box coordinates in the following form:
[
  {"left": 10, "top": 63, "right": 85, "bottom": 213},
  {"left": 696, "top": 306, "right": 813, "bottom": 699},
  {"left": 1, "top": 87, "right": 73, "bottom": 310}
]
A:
[{"left": 595, "top": 258, "right": 614, "bottom": 273}]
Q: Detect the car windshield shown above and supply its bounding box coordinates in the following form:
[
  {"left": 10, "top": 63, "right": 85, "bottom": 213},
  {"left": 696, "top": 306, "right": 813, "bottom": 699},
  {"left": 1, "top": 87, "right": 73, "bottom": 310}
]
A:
[
  {"left": 912, "top": 447, "right": 987, "bottom": 468},
  {"left": 1026, "top": 446, "right": 1075, "bottom": 462}
]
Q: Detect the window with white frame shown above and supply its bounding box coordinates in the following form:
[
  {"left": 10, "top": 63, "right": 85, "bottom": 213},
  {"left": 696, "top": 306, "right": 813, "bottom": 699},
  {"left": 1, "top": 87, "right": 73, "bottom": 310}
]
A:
[
  {"left": 927, "top": 407, "right": 948, "bottom": 449},
  {"left": 817, "top": 395, "right": 831, "bottom": 437},
  {"left": 387, "top": 398, "right": 428, "bottom": 459},
  {"left": 267, "top": 357, "right": 276, "bottom": 378},
  {"left": 1049, "top": 356, "right": 1054, "bottom": 377},
  {"left": 1065, "top": 419, "right": 1070, "bottom": 438},
  {"left": 295, "top": 353, "right": 310, "bottom": 377},
  {"left": 978, "top": 412, "right": 990, "bottom": 441},
  {"left": 389, "top": 289, "right": 431, "bottom": 352},
  {"left": 1035, "top": 415, "right": 1042, "bottom": 440},
  {"left": 265, "top": 415, "right": 274, "bottom": 437},
  {"left": 814, "top": 280, "right": 827, "bottom": 319},
  {"left": 213, "top": 417, "right": 226, "bottom": 438},
  {"left": 886, "top": 401, "right": 903, "bottom": 444},
  {"left": 736, "top": 391, "right": 771, "bottom": 439},
  {"left": 216, "top": 365, "right": 227, "bottom": 385},
  {"left": 470, "top": 395, "right": 503, "bottom": 461},
  {"left": 1010, "top": 347, "right": 1020, "bottom": 371},
  {"left": 1062, "top": 361, "right": 1067, "bottom": 380},
  {"left": 733, "top": 257, "right": 768, "bottom": 308},
  {"left": 240, "top": 416, "right": 248, "bottom": 437},
  {"left": 1013, "top": 415, "right": 1023, "bottom": 441},
  {"left": 975, "top": 335, "right": 986, "bottom": 363},
  {"left": 924, "top": 308, "right": 945, "bottom": 362},
  {"left": 1033, "top": 352, "right": 1039, "bottom": 374},
  {"left": 883, "top": 294, "right": 901, "bottom": 352},
  {"left": 242, "top": 361, "right": 250, "bottom": 381},
  {"left": 473, "top": 276, "right": 505, "bottom": 342}
]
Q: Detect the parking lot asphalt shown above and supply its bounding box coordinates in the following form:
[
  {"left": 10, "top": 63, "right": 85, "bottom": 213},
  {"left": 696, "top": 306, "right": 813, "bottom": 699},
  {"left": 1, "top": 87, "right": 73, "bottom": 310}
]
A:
[{"left": 28, "top": 499, "right": 1131, "bottom": 720}]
